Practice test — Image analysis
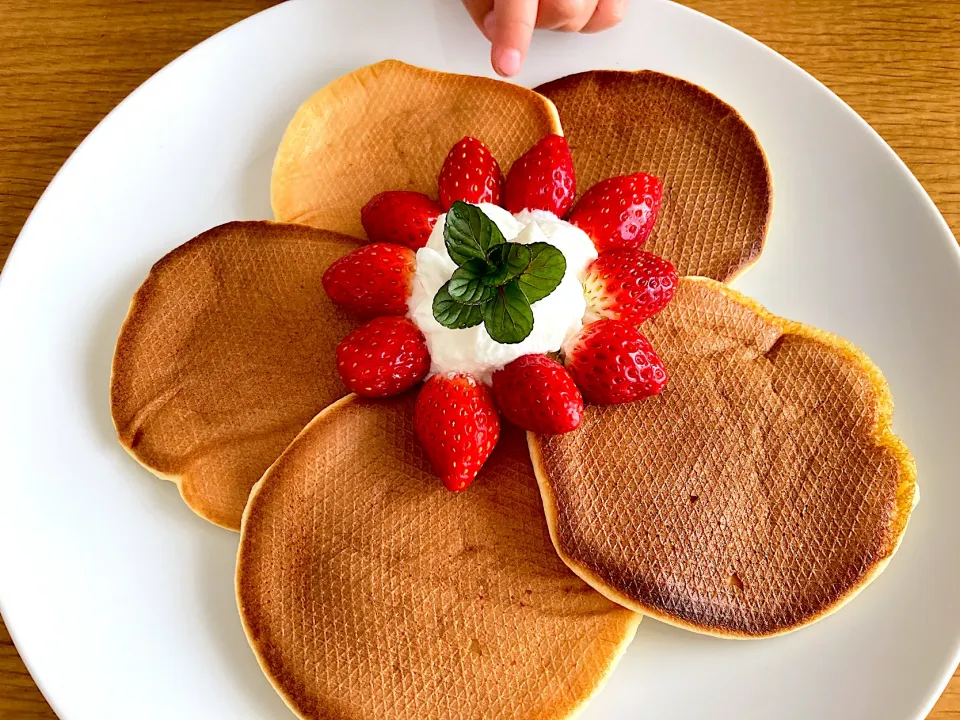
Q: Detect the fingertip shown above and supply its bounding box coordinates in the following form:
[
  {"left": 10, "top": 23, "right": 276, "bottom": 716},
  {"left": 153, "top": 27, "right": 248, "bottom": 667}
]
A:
[
  {"left": 492, "top": 46, "right": 523, "bottom": 77},
  {"left": 490, "top": 0, "right": 536, "bottom": 75}
]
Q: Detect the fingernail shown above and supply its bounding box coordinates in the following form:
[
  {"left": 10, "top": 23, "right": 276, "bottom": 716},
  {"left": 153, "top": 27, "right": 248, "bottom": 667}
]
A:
[
  {"left": 493, "top": 47, "right": 522, "bottom": 77},
  {"left": 482, "top": 10, "right": 496, "bottom": 41}
]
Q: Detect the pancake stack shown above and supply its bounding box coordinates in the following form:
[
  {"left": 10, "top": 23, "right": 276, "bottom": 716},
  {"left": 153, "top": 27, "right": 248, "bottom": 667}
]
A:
[
  {"left": 272, "top": 59, "right": 562, "bottom": 239},
  {"left": 111, "top": 221, "right": 360, "bottom": 529},
  {"left": 538, "top": 71, "right": 772, "bottom": 281},
  {"left": 238, "top": 395, "right": 638, "bottom": 720},
  {"left": 111, "top": 60, "right": 916, "bottom": 718},
  {"left": 529, "top": 278, "right": 916, "bottom": 637}
]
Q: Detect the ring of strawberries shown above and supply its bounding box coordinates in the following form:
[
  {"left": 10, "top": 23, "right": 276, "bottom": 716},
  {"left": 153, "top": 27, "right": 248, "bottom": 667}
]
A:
[{"left": 321, "top": 134, "right": 678, "bottom": 492}]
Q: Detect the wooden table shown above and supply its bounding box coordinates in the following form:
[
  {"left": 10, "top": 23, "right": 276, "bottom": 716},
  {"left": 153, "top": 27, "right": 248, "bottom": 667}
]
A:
[{"left": 0, "top": 1, "right": 957, "bottom": 717}]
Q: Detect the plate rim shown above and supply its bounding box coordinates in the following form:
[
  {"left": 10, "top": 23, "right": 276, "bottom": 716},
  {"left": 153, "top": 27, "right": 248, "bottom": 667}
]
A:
[{"left": 0, "top": 0, "right": 957, "bottom": 718}]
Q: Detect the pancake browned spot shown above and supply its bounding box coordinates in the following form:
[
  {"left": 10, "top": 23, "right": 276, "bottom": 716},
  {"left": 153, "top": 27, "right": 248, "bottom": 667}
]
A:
[
  {"left": 111, "top": 221, "right": 361, "bottom": 530},
  {"left": 237, "top": 394, "right": 639, "bottom": 720},
  {"left": 537, "top": 71, "right": 772, "bottom": 282},
  {"left": 272, "top": 59, "right": 563, "bottom": 238},
  {"left": 529, "top": 278, "right": 916, "bottom": 637}
]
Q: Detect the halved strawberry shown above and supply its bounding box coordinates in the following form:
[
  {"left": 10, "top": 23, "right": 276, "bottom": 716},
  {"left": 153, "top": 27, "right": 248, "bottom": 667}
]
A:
[
  {"left": 564, "top": 320, "right": 668, "bottom": 405},
  {"left": 503, "top": 135, "right": 576, "bottom": 216},
  {"left": 568, "top": 173, "right": 663, "bottom": 253},
  {"left": 322, "top": 243, "right": 415, "bottom": 318},
  {"left": 336, "top": 317, "right": 430, "bottom": 397},
  {"left": 492, "top": 354, "right": 583, "bottom": 435},
  {"left": 438, "top": 137, "right": 503, "bottom": 210},
  {"left": 583, "top": 249, "right": 678, "bottom": 325},
  {"left": 361, "top": 191, "right": 442, "bottom": 250},
  {"left": 414, "top": 373, "right": 500, "bottom": 491}
]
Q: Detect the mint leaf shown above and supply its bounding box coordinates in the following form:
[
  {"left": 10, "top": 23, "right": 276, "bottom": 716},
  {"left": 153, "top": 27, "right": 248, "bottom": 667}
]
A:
[
  {"left": 433, "top": 282, "right": 484, "bottom": 329},
  {"left": 517, "top": 242, "right": 565, "bottom": 303},
  {"left": 448, "top": 259, "right": 496, "bottom": 305},
  {"left": 444, "top": 201, "right": 506, "bottom": 265},
  {"left": 483, "top": 281, "right": 534, "bottom": 344},
  {"left": 483, "top": 243, "right": 532, "bottom": 286}
]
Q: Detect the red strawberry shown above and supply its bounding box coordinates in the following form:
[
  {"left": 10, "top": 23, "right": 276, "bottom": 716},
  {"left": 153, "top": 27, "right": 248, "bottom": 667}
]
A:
[
  {"left": 492, "top": 354, "right": 583, "bottom": 435},
  {"left": 322, "top": 243, "right": 415, "bottom": 318},
  {"left": 336, "top": 317, "right": 430, "bottom": 398},
  {"left": 564, "top": 320, "right": 668, "bottom": 405},
  {"left": 568, "top": 173, "right": 663, "bottom": 253},
  {"left": 583, "top": 249, "right": 678, "bottom": 325},
  {"left": 414, "top": 373, "right": 501, "bottom": 491},
  {"left": 504, "top": 134, "right": 576, "bottom": 216},
  {"left": 438, "top": 137, "right": 503, "bottom": 210},
  {"left": 361, "top": 191, "right": 442, "bottom": 250}
]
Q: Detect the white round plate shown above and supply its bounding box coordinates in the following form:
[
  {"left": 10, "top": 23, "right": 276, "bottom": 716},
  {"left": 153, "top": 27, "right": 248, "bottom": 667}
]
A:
[{"left": 1, "top": 1, "right": 957, "bottom": 718}]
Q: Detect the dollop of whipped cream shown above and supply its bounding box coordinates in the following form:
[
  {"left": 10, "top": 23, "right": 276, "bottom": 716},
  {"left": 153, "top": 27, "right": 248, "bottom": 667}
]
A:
[{"left": 408, "top": 203, "right": 597, "bottom": 384}]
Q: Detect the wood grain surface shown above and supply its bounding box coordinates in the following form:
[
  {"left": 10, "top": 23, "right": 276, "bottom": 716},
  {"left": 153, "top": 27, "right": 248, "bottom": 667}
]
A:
[{"left": 0, "top": 1, "right": 957, "bottom": 718}]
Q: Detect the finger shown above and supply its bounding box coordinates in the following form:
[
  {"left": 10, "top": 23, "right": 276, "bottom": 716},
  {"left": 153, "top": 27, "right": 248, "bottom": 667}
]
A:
[
  {"left": 490, "top": 0, "right": 538, "bottom": 77},
  {"left": 581, "top": 0, "right": 627, "bottom": 33},
  {"left": 461, "top": 0, "right": 495, "bottom": 40},
  {"left": 537, "top": 0, "right": 597, "bottom": 32}
]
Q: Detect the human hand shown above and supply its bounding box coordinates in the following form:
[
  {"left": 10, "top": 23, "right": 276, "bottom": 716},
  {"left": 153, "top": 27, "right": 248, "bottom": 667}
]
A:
[{"left": 461, "top": 0, "right": 627, "bottom": 77}]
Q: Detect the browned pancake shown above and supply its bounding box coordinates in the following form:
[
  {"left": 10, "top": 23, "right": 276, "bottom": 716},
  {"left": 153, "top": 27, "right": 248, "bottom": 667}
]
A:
[
  {"left": 237, "top": 394, "right": 639, "bottom": 720},
  {"left": 111, "top": 221, "right": 361, "bottom": 530},
  {"left": 537, "top": 71, "right": 772, "bottom": 282},
  {"left": 272, "top": 59, "right": 563, "bottom": 238},
  {"left": 529, "top": 278, "right": 916, "bottom": 637}
]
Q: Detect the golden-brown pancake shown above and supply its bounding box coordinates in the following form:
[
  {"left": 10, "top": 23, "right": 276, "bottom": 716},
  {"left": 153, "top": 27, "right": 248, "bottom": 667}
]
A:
[
  {"left": 537, "top": 71, "right": 772, "bottom": 282},
  {"left": 529, "top": 278, "right": 916, "bottom": 637},
  {"left": 237, "top": 394, "right": 639, "bottom": 720},
  {"left": 272, "top": 59, "right": 563, "bottom": 238},
  {"left": 111, "top": 221, "right": 361, "bottom": 530}
]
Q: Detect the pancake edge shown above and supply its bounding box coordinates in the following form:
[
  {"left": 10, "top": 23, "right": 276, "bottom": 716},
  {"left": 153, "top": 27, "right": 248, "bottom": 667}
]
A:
[
  {"left": 271, "top": 59, "right": 565, "bottom": 226},
  {"left": 236, "top": 393, "right": 642, "bottom": 719},
  {"left": 535, "top": 69, "right": 774, "bottom": 284},
  {"left": 528, "top": 276, "right": 918, "bottom": 639}
]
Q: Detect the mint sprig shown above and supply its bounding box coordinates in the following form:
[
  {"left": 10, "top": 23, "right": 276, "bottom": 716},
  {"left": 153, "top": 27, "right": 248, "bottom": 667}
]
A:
[
  {"left": 484, "top": 243, "right": 532, "bottom": 286},
  {"left": 444, "top": 201, "right": 505, "bottom": 264},
  {"left": 434, "top": 202, "right": 566, "bottom": 344},
  {"left": 433, "top": 283, "right": 483, "bottom": 329},
  {"left": 448, "top": 259, "right": 496, "bottom": 305},
  {"left": 516, "top": 242, "right": 567, "bottom": 302},
  {"left": 483, "top": 281, "right": 534, "bottom": 343}
]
